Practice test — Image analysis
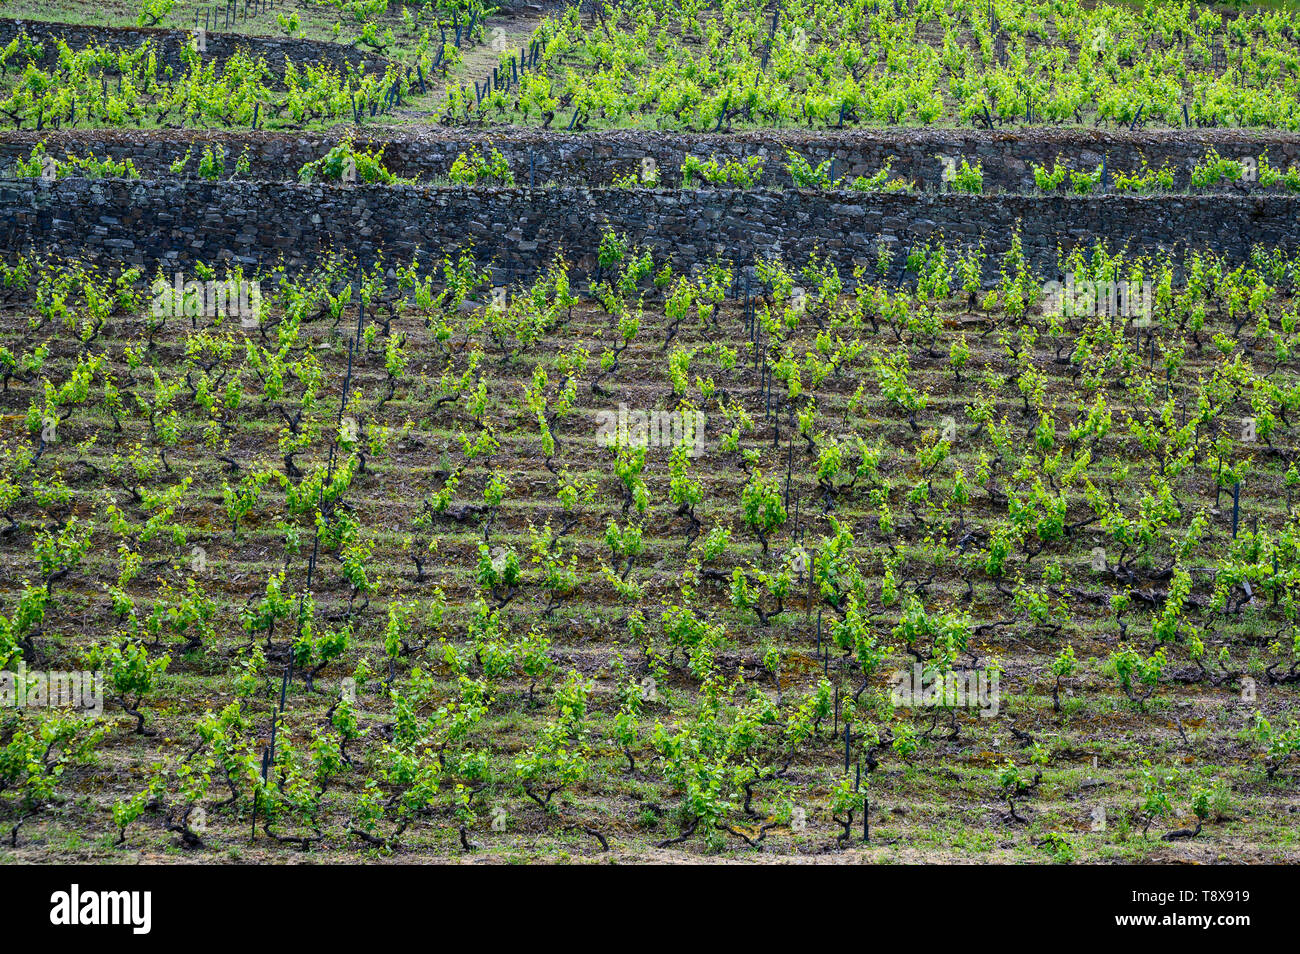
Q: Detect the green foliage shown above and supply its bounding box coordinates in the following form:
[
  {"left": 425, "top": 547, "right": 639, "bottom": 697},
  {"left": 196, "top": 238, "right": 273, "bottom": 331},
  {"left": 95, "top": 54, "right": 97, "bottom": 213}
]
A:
[
  {"left": 448, "top": 147, "right": 515, "bottom": 186},
  {"left": 298, "top": 139, "right": 413, "bottom": 185},
  {"left": 16, "top": 142, "right": 139, "bottom": 180},
  {"left": 0, "top": 711, "right": 104, "bottom": 844},
  {"left": 785, "top": 149, "right": 835, "bottom": 188},
  {"left": 681, "top": 154, "right": 764, "bottom": 188},
  {"left": 137, "top": 0, "right": 176, "bottom": 27},
  {"left": 84, "top": 637, "right": 170, "bottom": 734},
  {"left": 514, "top": 671, "right": 593, "bottom": 809}
]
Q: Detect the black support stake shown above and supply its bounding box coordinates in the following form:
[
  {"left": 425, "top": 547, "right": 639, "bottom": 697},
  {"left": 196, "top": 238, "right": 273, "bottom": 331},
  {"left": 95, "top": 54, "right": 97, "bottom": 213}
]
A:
[{"left": 1232, "top": 482, "right": 1241, "bottom": 538}]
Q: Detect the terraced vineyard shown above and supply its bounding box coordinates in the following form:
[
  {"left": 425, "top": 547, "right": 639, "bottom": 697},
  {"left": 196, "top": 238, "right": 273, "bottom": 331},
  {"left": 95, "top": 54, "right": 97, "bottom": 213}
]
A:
[
  {"left": 1, "top": 0, "right": 1298, "bottom": 872},
  {"left": 1, "top": 238, "right": 1298, "bottom": 863}
]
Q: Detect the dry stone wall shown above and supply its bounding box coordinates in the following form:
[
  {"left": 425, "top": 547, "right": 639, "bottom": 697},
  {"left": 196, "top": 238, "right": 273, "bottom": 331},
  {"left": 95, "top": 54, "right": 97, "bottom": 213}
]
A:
[
  {"left": 2, "top": 128, "right": 1298, "bottom": 193},
  {"left": 0, "top": 19, "right": 387, "bottom": 76},
  {"left": 2, "top": 178, "right": 1295, "bottom": 282}
]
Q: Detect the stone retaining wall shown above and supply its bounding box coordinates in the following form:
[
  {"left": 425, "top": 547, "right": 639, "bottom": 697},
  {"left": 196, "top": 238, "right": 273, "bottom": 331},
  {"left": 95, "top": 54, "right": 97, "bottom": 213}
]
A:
[
  {"left": 2, "top": 128, "right": 1298, "bottom": 193},
  {"left": 0, "top": 19, "right": 389, "bottom": 76},
  {"left": 2, "top": 178, "right": 1294, "bottom": 282}
]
